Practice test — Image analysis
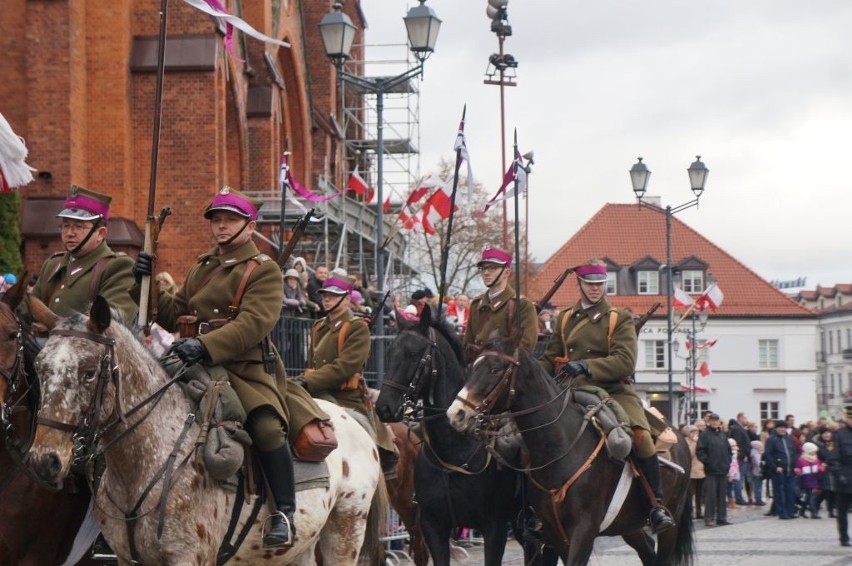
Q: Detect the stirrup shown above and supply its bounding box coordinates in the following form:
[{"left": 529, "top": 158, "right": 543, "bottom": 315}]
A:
[
  {"left": 261, "top": 511, "right": 294, "bottom": 548},
  {"left": 648, "top": 506, "right": 675, "bottom": 534}
]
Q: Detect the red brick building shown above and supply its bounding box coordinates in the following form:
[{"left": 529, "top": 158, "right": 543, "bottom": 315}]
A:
[{"left": 0, "top": 0, "right": 365, "bottom": 280}]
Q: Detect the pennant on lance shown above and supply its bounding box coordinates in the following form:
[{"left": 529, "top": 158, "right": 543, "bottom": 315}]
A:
[
  {"left": 453, "top": 111, "right": 475, "bottom": 202},
  {"left": 0, "top": 113, "right": 35, "bottom": 190}
]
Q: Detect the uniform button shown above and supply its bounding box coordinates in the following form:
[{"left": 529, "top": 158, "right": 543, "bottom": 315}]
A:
[
  {"left": 213, "top": 308, "right": 219, "bottom": 314},
  {"left": 60, "top": 284, "right": 65, "bottom": 289},
  {"left": 54, "top": 298, "right": 60, "bottom": 303}
]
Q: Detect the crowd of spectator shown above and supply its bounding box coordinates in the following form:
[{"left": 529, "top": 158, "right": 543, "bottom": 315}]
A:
[{"left": 683, "top": 409, "right": 852, "bottom": 546}]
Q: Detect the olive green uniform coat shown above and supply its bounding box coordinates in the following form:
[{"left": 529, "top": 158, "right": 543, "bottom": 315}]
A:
[
  {"left": 539, "top": 298, "right": 650, "bottom": 431},
  {"left": 21, "top": 241, "right": 137, "bottom": 326},
  {"left": 157, "top": 240, "right": 298, "bottom": 429},
  {"left": 463, "top": 285, "right": 538, "bottom": 361},
  {"left": 305, "top": 310, "right": 394, "bottom": 452}
]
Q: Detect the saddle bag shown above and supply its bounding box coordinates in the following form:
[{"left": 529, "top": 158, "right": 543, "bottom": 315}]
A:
[{"left": 292, "top": 419, "right": 338, "bottom": 462}]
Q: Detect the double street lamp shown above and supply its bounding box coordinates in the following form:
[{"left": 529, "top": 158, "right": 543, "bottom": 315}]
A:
[
  {"left": 630, "top": 156, "right": 709, "bottom": 423},
  {"left": 319, "top": 0, "right": 441, "bottom": 386}
]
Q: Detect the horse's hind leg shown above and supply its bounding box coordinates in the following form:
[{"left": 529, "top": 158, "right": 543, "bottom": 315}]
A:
[{"left": 622, "top": 530, "right": 656, "bottom": 566}]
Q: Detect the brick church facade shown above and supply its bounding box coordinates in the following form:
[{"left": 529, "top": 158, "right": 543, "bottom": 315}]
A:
[{"left": 0, "top": 0, "right": 365, "bottom": 280}]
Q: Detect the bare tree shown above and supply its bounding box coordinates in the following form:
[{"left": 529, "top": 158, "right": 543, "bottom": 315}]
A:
[{"left": 398, "top": 159, "right": 534, "bottom": 298}]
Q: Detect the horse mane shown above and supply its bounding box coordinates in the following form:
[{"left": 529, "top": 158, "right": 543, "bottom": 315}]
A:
[{"left": 415, "top": 305, "right": 465, "bottom": 365}]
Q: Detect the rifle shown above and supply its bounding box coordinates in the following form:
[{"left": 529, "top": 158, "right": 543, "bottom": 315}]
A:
[
  {"left": 535, "top": 264, "right": 580, "bottom": 313},
  {"left": 635, "top": 302, "right": 662, "bottom": 333},
  {"left": 277, "top": 208, "right": 315, "bottom": 268},
  {"left": 367, "top": 291, "right": 390, "bottom": 331}
]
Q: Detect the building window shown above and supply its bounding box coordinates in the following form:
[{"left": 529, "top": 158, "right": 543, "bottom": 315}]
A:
[
  {"left": 638, "top": 271, "right": 659, "bottom": 295},
  {"left": 847, "top": 328, "right": 851, "bottom": 349},
  {"left": 681, "top": 270, "right": 704, "bottom": 293},
  {"left": 839, "top": 331, "right": 843, "bottom": 353},
  {"left": 759, "top": 339, "right": 779, "bottom": 369},
  {"left": 696, "top": 401, "right": 710, "bottom": 420},
  {"left": 829, "top": 331, "right": 834, "bottom": 354},
  {"left": 606, "top": 271, "right": 617, "bottom": 295},
  {"left": 644, "top": 340, "right": 665, "bottom": 369},
  {"left": 760, "top": 401, "right": 779, "bottom": 421}
]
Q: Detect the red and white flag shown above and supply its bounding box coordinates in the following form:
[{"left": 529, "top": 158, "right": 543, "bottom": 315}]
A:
[
  {"left": 474, "top": 148, "right": 528, "bottom": 217},
  {"left": 696, "top": 283, "right": 724, "bottom": 312},
  {"left": 347, "top": 167, "right": 370, "bottom": 197},
  {"left": 698, "top": 361, "right": 712, "bottom": 377},
  {"left": 453, "top": 109, "right": 475, "bottom": 201},
  {"left": 672, "top": 287, "right": 695, "bottom": 309},
  {"left": 421, "top": 188, "right": 456, "bottom": 235},
  {"left": 681, "top": 382, "right": 712, "bottom": 393}
]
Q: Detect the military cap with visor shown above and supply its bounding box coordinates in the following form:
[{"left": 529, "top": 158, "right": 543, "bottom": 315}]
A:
[
  {"left": 318, "top": 276, "right": 354, "bottom": 296},
  {"left": 477, "top": 247, "right": 512, "bottom": 268},
  {"left": 576, "top": 262, "right": 608, "bottom": 283},
  {"left": 57, "top": 185, "right": 112, "bottom": 222},
  {"left": 204, "top": 186, "right": 263, "bottom": 221}
]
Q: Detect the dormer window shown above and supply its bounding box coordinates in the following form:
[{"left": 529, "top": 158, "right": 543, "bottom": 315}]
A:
[
  {"left": 606, "top": 271, "right": 617, "bottom": 295},
  {"left": 681, "top": 270, "right": 704, "bottom": 293},
  {"left": 638, "top": 270, "right": 659, "bottom": 294}
]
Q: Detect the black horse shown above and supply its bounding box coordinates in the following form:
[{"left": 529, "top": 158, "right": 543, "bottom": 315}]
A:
[
  {"left": 448, "top": 338, "right": 696, "bottom": 566},
  {"left": 375, "top": 308, "right": 547, "bottom": 566}
]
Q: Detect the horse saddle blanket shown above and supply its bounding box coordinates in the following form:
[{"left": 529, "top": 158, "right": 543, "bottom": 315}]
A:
[{"left": 294, "top": 459, "right": 330, "bottom": 491}]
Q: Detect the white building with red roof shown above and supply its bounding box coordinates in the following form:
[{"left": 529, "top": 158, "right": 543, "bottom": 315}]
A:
[{"left": 528, "top": 203, "right": 818, "bottom": 426}]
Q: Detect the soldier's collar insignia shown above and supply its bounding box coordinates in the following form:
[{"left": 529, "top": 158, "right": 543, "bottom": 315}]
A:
[
  {"left": 220, "top": 186, "right": 231, "bottom": 195},
  {"left": 591, "top": 311, "right": 603, "bottom": 322}
]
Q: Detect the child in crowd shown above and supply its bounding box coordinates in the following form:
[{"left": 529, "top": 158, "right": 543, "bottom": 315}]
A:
[
  {"left": 795, "top": 442, "right": 826, "bottom": 518},
  {"left": 749, "top": 440, "right": 766, "bottom": 505},
  {"left": 727, "top": 439, "right": 742, "bottom": 509}
]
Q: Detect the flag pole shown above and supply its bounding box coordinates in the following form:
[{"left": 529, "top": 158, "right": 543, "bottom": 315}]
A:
[
  {"left": 512, "top": 128, "right": 522, "bottom": 338},
  {"left": 436, "top": 105, "right": 467, "bottom": 316}
]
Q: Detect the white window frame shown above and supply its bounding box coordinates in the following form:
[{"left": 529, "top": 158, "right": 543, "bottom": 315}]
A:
[
  {"left": 606, "top": 271, "right": 617, "bottom": 295},
  {"left": 759, "top": 401, "right": 779, "bottom": 421},
  {"left": 759, "top": 339, "right": 779, "bottom": 369},
  {"left": 644, "top": 340, "right": 665, "bottom": 369},
  {"left": 638, "top": 271, "right": 659, "bottom": 295},
  {"left": 681, "top": 270, "right": 704, "bottom": 293}
]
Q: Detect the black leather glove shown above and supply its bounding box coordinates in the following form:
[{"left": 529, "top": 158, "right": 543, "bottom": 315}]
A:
[
  {"left": 133, "top": 252, "right": 154, "bottom": 282},
  {"left": 561, "top": 360, "right": 590, "bottom": 378},
  {"left": 171, "top": 338, "right": 209, "bottom": 366}
]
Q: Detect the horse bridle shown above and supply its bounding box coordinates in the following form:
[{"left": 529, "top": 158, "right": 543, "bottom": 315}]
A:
[{"left": 380, "top": 328, "right": 438, "bottom": 420}]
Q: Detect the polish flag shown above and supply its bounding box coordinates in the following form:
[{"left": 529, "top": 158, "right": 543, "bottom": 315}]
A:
[
  {"left": 672, "top": 287, "right": 695, "bottom": 309},
  {"left": 681, "top": 383, "right": 712, "bottom": 393},
  {"left": 347, "top": 166, "right": 370, "bottom": 197},
  {"left": 699, "top": 361, "right": 711, "bottom": 377},
  {"left": 383, "top": 197, "right": 391, "bottom": 214},
  {"left": 696, "top": 283, "right": 724, "bottom": 312},
  {"left": 421, "top": 188, "right": 455, "bottom": 234}
]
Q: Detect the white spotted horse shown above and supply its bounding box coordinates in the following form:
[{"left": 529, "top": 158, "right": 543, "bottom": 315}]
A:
[
  {"left": 448, "top": 338, "right": 696, "bottom": 566},
  {"left": 25, "top": 296, "right": 384, "bottom": 565}
]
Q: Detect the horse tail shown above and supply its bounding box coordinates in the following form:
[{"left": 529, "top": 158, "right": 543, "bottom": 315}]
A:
[
  {"left": 672, "top": 495, "right": 696, "bottom": 566},
  {"left": 358, "top": 473, "right": 388, "bottom": 565}
]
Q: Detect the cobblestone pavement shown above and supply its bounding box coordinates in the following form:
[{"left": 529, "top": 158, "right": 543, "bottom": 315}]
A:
[{"left": 385, "top": 503, "right": 852, "bottom": 565}]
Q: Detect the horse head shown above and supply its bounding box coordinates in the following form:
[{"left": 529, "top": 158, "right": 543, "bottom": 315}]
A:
[
  {"left": 0, "top": 274, "right": 28, "bottom": 402},
  {"left": 376, "top": 305, "right": 465, "bottom": 422},
  {"left": 27, "top": 295, "right": 120, "bottom": 485}
]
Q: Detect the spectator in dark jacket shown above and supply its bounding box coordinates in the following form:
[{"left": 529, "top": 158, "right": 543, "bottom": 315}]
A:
[
  {"left": 697, "top": 413, "right": 732, "bottom": 527},
  {"left": 307, "top": 265, "right": 328, "bottom": 318},
  {"left": 814, "top": 426, "right": 836, "bottom": 518},
  {"left": 765, "top": 420, "right": 798, "bottom": 519},
  {"left": 827, "top": 407, "right": 852, "bottom": 546}
]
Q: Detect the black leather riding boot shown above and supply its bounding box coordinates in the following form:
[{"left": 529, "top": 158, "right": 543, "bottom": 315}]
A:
[
  {"left": 638, "top": 454, "right": 675, "bottom": 533},
  {"left": 258, "top": 444, "right": 297, "bottom": 547}
]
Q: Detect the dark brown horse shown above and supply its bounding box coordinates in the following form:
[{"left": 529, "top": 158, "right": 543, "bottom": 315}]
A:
[
  {"left": 448, "top": 338, "right": 696, "bottom": 566},
  {"left": 385, "top": 420, "right": 428, "bottom": 565},
  {"left": 0, "top": 282, "right": 95, "bottom": 565}
]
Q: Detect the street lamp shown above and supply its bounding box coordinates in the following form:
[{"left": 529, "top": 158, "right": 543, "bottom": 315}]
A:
[
  {"left": 319, "top": 1, "right": 441, "bottom": 387},
  {"left": 630, "top": 155, "right": 709, "bottom": 423},
  {"left": 673, "top": 306, "right": 709, "bottom": 424}
]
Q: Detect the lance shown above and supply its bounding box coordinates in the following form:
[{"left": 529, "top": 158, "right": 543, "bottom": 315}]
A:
[
  {"left": 138, "top": 0, "right": 170, "bottom": 333},
  {"left": 512, "top": 129, "right": 523, "bottom": 338},
  {"left": 436, "top": 105, "right": 467, "bottom": 316}
]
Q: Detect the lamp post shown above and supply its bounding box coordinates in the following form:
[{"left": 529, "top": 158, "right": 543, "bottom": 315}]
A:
[
  {"left": 319, "top": 0, "right": 441, "bottom": 387},
  {"left": 673, "top": 307, "right": 709, "bottom": 424},
  {"left": 630, "top": 155, "right": 709, "bottom": 423},
  {"left": 484, "top": 0, "right": 518, "bottom": 249}
]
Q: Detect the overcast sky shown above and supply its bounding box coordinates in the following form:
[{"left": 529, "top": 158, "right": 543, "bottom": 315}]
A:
[{"left": 358, "top": 0, "right": 852, "bottom": 288}]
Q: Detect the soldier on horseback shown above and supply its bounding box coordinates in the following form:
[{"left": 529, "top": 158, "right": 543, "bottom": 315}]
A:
[
  {"left": 539, "top": 258, "right": 675, "bottom": 533},
  {"left": 134, "top": 187, "right": 324, "bottom": 548},
  {"left": 463, "top": 248, "right": 538, "bottom": 363},
  {"left": 296, "top": 275, "right": 398, "bottom": 476}
]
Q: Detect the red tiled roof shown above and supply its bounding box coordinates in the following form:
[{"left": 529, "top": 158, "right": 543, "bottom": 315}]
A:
[
  {"left": 528, "top": 203, "right": 814, "bottom": 318},
  {"left": 796, "top": 284, "right": 852, "bottom": 302}
]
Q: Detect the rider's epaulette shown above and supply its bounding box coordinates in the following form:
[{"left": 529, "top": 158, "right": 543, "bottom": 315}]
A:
[
  {"left": 48, "top": 251, "right": 65, "bottom": 259},
  {"left": 253, "top": 253, "right": 272, "bottom": 263}
]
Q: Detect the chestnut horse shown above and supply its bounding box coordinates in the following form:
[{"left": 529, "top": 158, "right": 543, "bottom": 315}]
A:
[
  {"left": 385, "top": 420, "right": 428, "bottom": 565},
  {"left": 0, "top": 282, "right": 96, "bottom": 565},
  {"left": 448, "top": 338, "right": 696, "bottom": 566},
  {"left": 25, "top": 296, "right": 385, "bottom": 565}
]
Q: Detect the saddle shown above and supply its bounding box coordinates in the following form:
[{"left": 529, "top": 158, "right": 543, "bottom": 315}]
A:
[{"left": 572, "top": 385, "right": 633, "bottom": 462}]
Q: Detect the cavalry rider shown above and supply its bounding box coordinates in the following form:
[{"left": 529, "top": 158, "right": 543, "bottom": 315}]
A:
[
  {"left": 134, "top": 187, "right": 304, "bottom": 548},
  {"left": 298, "top": 275, "right": 398, "bottom": 476},
  {"left": 463, "top": 247, "right": 538, "bottom": 364},
  {"left": 538, "top": 259, "right": 675, "bottom": 533},
  {"left": 19, "top": 185, "right": 137, "bottom": 327}
]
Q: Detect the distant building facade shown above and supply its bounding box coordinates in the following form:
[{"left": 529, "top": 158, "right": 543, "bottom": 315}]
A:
[{"left": 528, "top": 203, "right": 818, "bottom": 426}]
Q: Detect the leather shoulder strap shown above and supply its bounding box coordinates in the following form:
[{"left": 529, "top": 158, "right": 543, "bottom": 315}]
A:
[
  {"left": 229, "top": 258, "right": 260, "bottom": 317},
  {"left": 337, "top": 321, "right": 350, "bottom": 354},
  {"left": 607, "top": 310, "right": 618, "bottom": 350},
  {"left": 88, "top": 257, "right": 112, "bottom": 303}
]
